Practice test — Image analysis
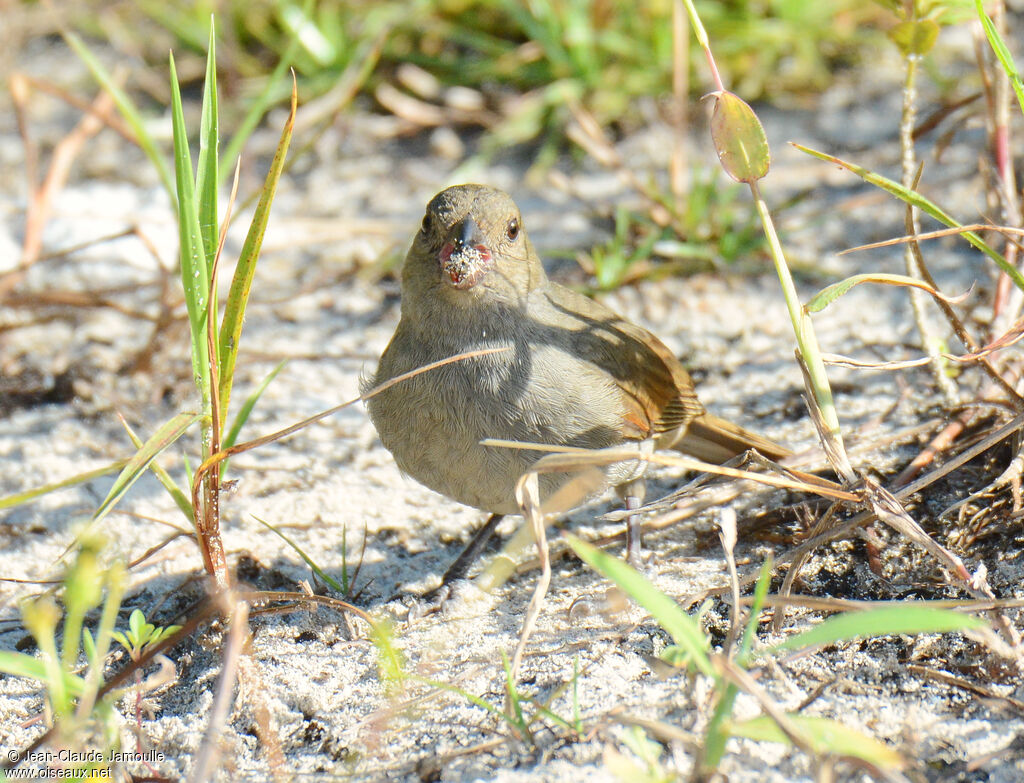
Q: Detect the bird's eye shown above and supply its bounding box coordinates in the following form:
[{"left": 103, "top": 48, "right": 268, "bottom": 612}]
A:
[
  {"left": 506, "top": 218, "right": 519, "bottom": 241},
  {"left": 421, "top": 213, "right": 432, "bottom": 234}
]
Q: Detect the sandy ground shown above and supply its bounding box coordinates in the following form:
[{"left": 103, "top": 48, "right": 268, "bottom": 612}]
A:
[{"left": 2, "top": 32, "right": 1024, "bottom": 782}]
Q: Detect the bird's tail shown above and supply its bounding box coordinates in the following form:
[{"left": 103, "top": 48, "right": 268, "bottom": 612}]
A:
[{"left": 672, "top": 412, "right": 791, "bottom": 464}]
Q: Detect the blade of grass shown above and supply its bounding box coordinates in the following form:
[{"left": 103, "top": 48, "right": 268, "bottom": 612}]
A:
[
  {"left": 251, "top": 515, "right": 343, "bottom": 592},
  {"left": 975, "top": 0, "right": 1024, "bottom": 117},
  {"left": 119, "top": 415, "right": 194, "bottom": 522},
  {"left": 195, "top": 20, "right": 220, "bottom": 280},
  {"left": 728, "top": 714, "right": 905, "bottom": 770},
  {"left": 567, "top": 534, "right": 713, "bottom": 678},
  {"left": 793, "top": 143, "right": 1024, "bottom": 292},
  {"left": 217, "top": 75, "right": 297, "bottom": 423},
  {"left": 368, "top": 618, "right": 406, "bottom": 695},
  {"left": 737, "top": 558, "right": 772, "bottom": 665},
  {"left": 0, "top": 652, "right": 86, "bottom": 698},
  {"left": 169, "top": 52, "right": 213, "bottom": 415},
  {"left": 805, "top": 272, "right": 968, "bottom": 313},
  {"left": 63, "top": 32, "right": 175, "bottom": 201},
  {"left": 0, "top": 460, "right": 127, "bottom": 511},
  {"left": 768, "top": 605, "right": 988, "bottom": 655},
  {"left": 223, "top": 360, "right": 287, "bottom": 451},
  {"left": 91, "top": 412, "right": 201, "bottom": 526},
  {"left": 702, "top": 559, "right": 774, "bottom": 770},
  {"left": 503, "top": 650, "right": 529, "bottom": 739},
  {"left": 414, "top": 673, "right": 530, "bottom": 736}
]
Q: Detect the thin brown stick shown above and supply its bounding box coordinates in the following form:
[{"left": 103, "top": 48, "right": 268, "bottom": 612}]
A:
[
  {"left": 190, "top": 347, "right": 512, "bottom": 504},
  {"left": 508, "top": 473, "right": 549, "bottom": 696},
  {"left": 841, "top": 223, "right": 1024, "bottom": 255},
  {"left": 2, "top": 85, "right": 116, "bottom": 298},
  {"left": 188, "top": 597, "right": 249, "bottom": 783}
]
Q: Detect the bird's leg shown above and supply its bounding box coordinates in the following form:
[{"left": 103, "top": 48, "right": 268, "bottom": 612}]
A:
[
  {"left": 406, "top": 513, "right": 506, "bottom": 620},
  {"left": 440, "top": 513, "right": 505, "bottom": 585},
  {"left": 619, "top": 478, "right": 647, "bottom": 568}
]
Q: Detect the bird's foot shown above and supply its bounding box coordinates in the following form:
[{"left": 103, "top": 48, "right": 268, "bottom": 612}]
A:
[
  {"left": 625, "top": 502, "right": 655, "bottom": 573},
  {"left": 402, "top": 578, "right": 490, "bottom": 623}
]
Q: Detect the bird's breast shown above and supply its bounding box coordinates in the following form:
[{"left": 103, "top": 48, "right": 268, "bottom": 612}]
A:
[{"left": 366, "top": 320, "right": 631, "bottom": 514}]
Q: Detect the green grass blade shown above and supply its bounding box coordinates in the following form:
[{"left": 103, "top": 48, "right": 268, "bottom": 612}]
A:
[
  {"left": 567, "top": 535, "right": 713, "bottom": 677},
  {"left": 369, "top": 619, "right": 407, "bottom": 695},
  {"left": 120, "top": 417, "right": 194, "bottom": 522},
  {"left": 703, "top": 681, "right": 740, "bottom": 770},
  {"left": 169, "top": 52, "right": 213, "bottom": 410},
  {"left": 416, "top": 675, "right": 522, "bottom": 730},
  {"left": 223, "top": 360, "right": 287, "bottom": 451},
  {"left": 975, "top": 0, "right": 1024, "bottom": 118},
  {"left": 793, "top": 143, "right": 1024, "bottom": 292},
  {"left": 195, "top": 19, "right": 220, "bottom": 277},
  {"left": 251, "top": 515, "right": 343, "bottom": 592},
  {"left": 0, "top": 651, "right": 53, "bottom": 681},
  {"left": 220, "top": 0, "right": 313, "bottom": 185},
  {"left": 218, "top": 79, "right": 297, "bottom": 422},
  {"left": 728, "top": 714, "right": 905, "bottom": 770},
  {"left": 63, "top": 32, "right": 175, "bottom": 202},
  {"left": 503, "top": 651, "right": 528, "bottom": 735},
  {"left": 737, "top": 558, "right": 772, "bottom": 666},
  {"left": 0, "top": 651, "right": 86, "bottom": 698},
  {"left": 0, "top": 460, "right": 127, "bottom": 510},
  {"left": 704, "top": 559, "right": 770, "bottom": 769},
  {"left": 769, "top": 605, "right": 988, "bottom": 655},
  {"left": 805, "top": 273, "right": 958, "bottom": 313},
  {"left": 92, "top": 412, "right": 201, "bottom": 525}
]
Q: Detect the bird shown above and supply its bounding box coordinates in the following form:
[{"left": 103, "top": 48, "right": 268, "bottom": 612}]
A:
[{"left": 364, "top": 183, "right": 788, "bottom": 585}]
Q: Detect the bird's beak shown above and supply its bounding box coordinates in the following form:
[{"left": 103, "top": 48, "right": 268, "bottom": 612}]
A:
[{"left": 439, "top": 217, "right": 492, "bottom": 290}]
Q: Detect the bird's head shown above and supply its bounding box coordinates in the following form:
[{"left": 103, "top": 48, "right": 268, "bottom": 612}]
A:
[{"left": 403, "top": 184, "right": 545, "bottom": 307}]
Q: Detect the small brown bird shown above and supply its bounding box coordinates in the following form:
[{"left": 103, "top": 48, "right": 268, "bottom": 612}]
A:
[{"left": 365, "top": 184, "right": 787, "bottom": 579}]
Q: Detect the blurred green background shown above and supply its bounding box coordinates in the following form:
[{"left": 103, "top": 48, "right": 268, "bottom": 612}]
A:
[
  {"left": 5, "top": 1, "right": 904, "bottom": 283},
  {"left": 8, "top": 0, "right": 887, "bottom": 145}
]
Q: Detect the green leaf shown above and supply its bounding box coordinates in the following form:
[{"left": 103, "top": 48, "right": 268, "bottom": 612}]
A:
[
  {"left": 975, "top": 0, "right": 1024, "bottom": 118},
  {"left": 728, "top": 714, "right": 905, "bottom": 770},
  {"left": 128, "top": 609, "right": 151, "bottom": 646},
  {"left": 793, "top": 143, "right": 1024, "bottom": 292},
  {"left": 0, "top": 651, "right": 87, "bottom": 698},
  {"left": 0, "top": 650, "right": 51, "bottom": 681},
  {"left": 150, "top": 624, "right": 183, "bottom": 647},
  {"left": 804, "top": 273, "right": 962, "bottom": 313},
  {"left": 195, "top": 19, "right": 220, "bottom": 282},
  {"left": 769, "top": 605, "right": 987, "bottom": 654},
  {"left": 223, "top": 360, "right": 287, "bottom": 452},
  {"left": 703, "top": 680, "right": 741, "bottom": 769},
  {"left": 218, "top": 78, "right": 297, "bottom": 424},
  {"left": 91, "top": 412, "right": 201, "bottom": 526},
  {"left": 737, "top": 558, "right": 772, "bottom": 665},
  {"left": 567, "top": 535, "right": 713, "bottom": 678},
  {"left": 0, "top": 459, "right": 127, "bottom": 511},
  {"left": 888, "top": 19, "right": 939, "bottom": 57},
  {"left": 709, "top": 91, "right": 770, "bottom": 183},
  {"left": 251, "top": 515, "right": 344, "bottom": 593},
  {"left": 169, "top": 52, "right": 213, "bottom": 409},
  {"left": 369, "top": 619, "right": 407, "bottom": 695},
  {"left": 63, "top": 32, "right": 175, "bottom": 202},
  {"left": 82, "top": 628, "right": 96, "bottom": 663},
  {"left": 120, "top": 417, "right": 194, "bottom": 522},
  {"left": 503, "top": 651, "right": 528, "bottom": 736}
]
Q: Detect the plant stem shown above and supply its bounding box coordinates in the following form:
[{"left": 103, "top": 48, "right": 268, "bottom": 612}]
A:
[
  {"left": 750, "top": 180, "right": 843, "bottom": 448},
  {"left": 901, "top": 50, "right": 958, "bottom": 404}
]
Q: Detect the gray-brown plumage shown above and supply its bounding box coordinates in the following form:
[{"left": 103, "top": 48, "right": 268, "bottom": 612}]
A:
[{"left": 365, "top": 184, "right": 788, "bottom": 568}]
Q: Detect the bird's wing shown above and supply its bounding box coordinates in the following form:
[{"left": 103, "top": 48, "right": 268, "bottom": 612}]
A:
[{"left": 536, "top": 283, "right": 704, "bottom": 441}]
